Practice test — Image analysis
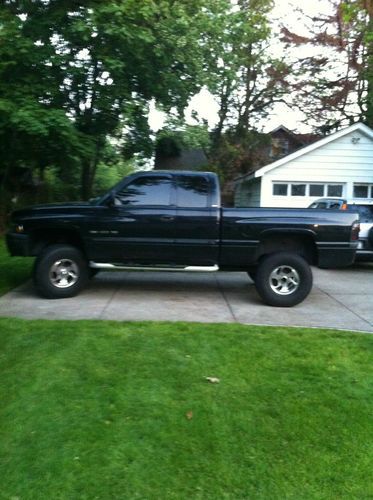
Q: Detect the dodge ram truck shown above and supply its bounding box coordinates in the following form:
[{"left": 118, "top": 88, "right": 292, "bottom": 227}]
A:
[{"left": 6, "top": 170, "right": 359, "bottom": 307}]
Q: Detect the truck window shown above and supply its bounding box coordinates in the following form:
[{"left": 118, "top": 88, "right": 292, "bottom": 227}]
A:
[
  {"left": 116, "top": 176, "right": 172, "bottom": 206},
  {"left": 310, "top": 202, "right": 327, "bottom": 209},
  {"left": 176, "top": 176, "right": 209, "bottom": 208}
]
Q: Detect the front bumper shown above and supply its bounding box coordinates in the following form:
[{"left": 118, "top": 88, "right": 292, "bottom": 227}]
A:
[{"left": 6, "top": 232, "right": 31, "bottom": 256}]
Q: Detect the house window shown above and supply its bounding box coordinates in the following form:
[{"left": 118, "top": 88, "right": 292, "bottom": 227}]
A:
[
  {"left": 273, "top": 183, "right": 288, "bottom": 196},
  {"left": 309, "top": 184, "right": 324, "bottom": 197},
  {"left": 291, "top": 184, "right": 306, "bottom": 196},
  {"left": 270, "top": 139, "right": 289, "bottom": 158},
  {"left": 353, "top": 184, "right": 372, "bottom": 199},
  {"left": 272, "top": 182, "right": 346, "bottom": 199},
  {"left": 327, "top": 184, "right": 343, "bottom": 197},
  {"left": 353, "top": 185, "right": 368, "bottom": 198}
]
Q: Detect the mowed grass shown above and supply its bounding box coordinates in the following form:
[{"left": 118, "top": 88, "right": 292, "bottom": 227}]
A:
[
  {"left": 0, "top": 238, "right": 33, "bottom": 296},
  {"left": 0, "top": 318, "right": 372, "bottom": 499}
]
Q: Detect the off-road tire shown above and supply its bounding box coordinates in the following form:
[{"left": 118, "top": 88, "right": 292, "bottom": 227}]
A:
[
  {"left": 255, "top": 252, "right": 313, "bottom": 307},
  {"left": 33, "top": 244, "right": 89, "bottom": 299}
]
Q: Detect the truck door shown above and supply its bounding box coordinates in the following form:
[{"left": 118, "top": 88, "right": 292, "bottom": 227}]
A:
[
  {"left": 91, "top": 174, "right": 176, "bottom": 264},
  {"left": 173, "top": 174, "right": 220, "bottom": 265}
]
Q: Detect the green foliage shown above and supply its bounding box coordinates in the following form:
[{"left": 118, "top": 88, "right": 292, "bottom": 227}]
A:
[
  {"left": 207, "top": 0, "right": 288, "bottom": 201},
  {"left": 209, "top": 128, "right": 270, "bottom": 204},
  {"left": 0, "top": 159, "right": 135, "bottom": 224},
  {"left": 0, "top": 318, "right": 372, "bottom": 498},
  {"left": 92, "top": 160, "right": 135, "bottom": 197},
  {"left": 210, "top": 0, "right": 288, "bottom": 134},
  {"left": 156, "top": 120, "right": 210, "bottom": 158},
  {"left": 156, "top": 135, "right": 184, "bottom": 158},
  {"left": 0, "top": 0, "right": 232, "bottom": 201},
  {"left": 0, "top": 239, "right": 33, "bottom": 296}
]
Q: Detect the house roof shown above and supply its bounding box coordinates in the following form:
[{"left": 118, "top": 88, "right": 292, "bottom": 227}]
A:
[
  {"left": 269, "top": 125, "right": 320, "bottom": 145},
  {"left": 238, "top": 122, "right": 373, "bottom": 182}
]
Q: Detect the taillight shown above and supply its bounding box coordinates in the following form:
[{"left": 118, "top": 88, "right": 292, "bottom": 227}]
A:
[{"left": 351, "top": 220, "right": 360, "bottom": 241}]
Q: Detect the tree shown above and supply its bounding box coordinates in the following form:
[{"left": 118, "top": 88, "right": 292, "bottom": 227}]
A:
[
  {"left": 209, "top": 0, "right": 290, "bottom": 142},
  {"left": 0, "top": 0, "right": 231, "bottom": 200},
  {"left": 0, "top": 5, "right": 84, "bottom": 200},
  {"left": 280, "top": 0, "right": 373, "bottom": 131},
  {"left": 203, "top": 0, "right": 289, "bottom": 203},
  {"left": 155, "top": 115, "right": 210, "bottom": 158}
]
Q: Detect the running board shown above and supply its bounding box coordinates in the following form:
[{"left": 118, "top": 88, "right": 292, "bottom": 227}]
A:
[{"left": 89, "top": 262, "right": 219, "bottom": 272}]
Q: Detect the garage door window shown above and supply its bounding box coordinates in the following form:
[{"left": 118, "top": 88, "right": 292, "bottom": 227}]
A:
[
  {"left": 327, "top": 184, "right": 343, "bottom": 197},
  {"left": 273, "top": 184, "right": 288, "bottom": 196},
  {"left": 291, "top": 184, "right": 306, "bottom": 196},
  {"left": 353, "top": 184, "right": 373, "bottom": 199},
  {"left": 273, "top": 182, "right": 344, "bottom": 198},
  {"left": 309, "top": 184, "right": 324, "bottom": 197}
]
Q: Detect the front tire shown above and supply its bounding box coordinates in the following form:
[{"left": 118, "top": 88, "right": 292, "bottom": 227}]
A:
[
  {"left": 255, "top": 252, "right": 313, "bottom": 307},
  {"left": 33, "top": 244, "right": 89, "bottom": 299}
]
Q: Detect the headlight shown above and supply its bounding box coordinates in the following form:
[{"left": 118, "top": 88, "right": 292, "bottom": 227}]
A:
[{"left": 14, "top": 224, "right": 24, "bottom": 233}]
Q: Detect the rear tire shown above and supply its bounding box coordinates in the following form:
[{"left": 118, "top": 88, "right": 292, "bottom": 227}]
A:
[
  {"left": 255, "top": 252, "right": 313, "bottom": 307},
  {"left": 33, "top": 244, "right": 89, "bottom": 299}
]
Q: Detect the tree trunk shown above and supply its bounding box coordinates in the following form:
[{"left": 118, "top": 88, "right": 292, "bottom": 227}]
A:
[{"left": 80, "top": 140, "right": 101, "bottom": 200}]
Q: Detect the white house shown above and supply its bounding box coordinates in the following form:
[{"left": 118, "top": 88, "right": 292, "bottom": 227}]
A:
[{"left": 234, "top": 122, "right": 373, "bottom": 208}]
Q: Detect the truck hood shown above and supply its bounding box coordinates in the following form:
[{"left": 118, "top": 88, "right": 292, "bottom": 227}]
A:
[{"left": 12, "top": 202, "right": 92, "bottom": 220}]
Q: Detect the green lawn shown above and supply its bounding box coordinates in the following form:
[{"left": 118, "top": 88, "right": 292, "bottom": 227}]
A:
[
  {"left": 0, "top": 318, "right": 372, "bottom": 499},
  {"left": 0, "top": 238, "right": 33, "bottom": 296}
]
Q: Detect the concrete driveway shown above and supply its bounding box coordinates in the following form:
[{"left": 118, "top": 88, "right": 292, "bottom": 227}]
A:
[{"left": 0, "top": 263, "right": 372, "bottom": 332}]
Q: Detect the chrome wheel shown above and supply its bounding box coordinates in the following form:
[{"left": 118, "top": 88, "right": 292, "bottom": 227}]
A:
[
  {"left": 49, "top": 259, "right": 79, "bottom": 288},
  {"left": 269, "top": 265, "right": 300, "bottom": 295}
]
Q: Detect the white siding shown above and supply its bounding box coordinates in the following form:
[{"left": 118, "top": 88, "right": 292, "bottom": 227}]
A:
[{"left": 260, "top": 130, "right": 373, "bottom": 207}]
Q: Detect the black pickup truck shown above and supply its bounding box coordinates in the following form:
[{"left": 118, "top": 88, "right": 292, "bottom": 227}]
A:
[{"left": 7, "top": 170, "right": 359, "bottom": 307}]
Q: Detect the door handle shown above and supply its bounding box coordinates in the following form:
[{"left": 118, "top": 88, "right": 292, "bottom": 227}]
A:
[{"left": 160, "top": 215, "right": 175, "bottom": 222}]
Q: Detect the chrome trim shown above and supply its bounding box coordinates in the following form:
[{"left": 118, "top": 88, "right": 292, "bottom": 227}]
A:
[
  {"left": 49, "top": 259, "right": 79, "bottom": 288},
  {"left": 89, "top": 262, "right": 219, "bottom": 272},
  {"left": 269, "top": 265, "right": 300, "bottom": 296}
]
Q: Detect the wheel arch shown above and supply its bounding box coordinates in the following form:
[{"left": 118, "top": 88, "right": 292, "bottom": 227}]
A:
[
  {"left": 29, "top": 226, "right": 86, "bottom": 257},
  {"left": 256, "top": 229, "right": 318, "bottom": 265}
]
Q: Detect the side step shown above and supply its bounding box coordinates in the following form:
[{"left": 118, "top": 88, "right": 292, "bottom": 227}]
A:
[{"left": 89, "top": 262, "right": 219, "bottom": 272}]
